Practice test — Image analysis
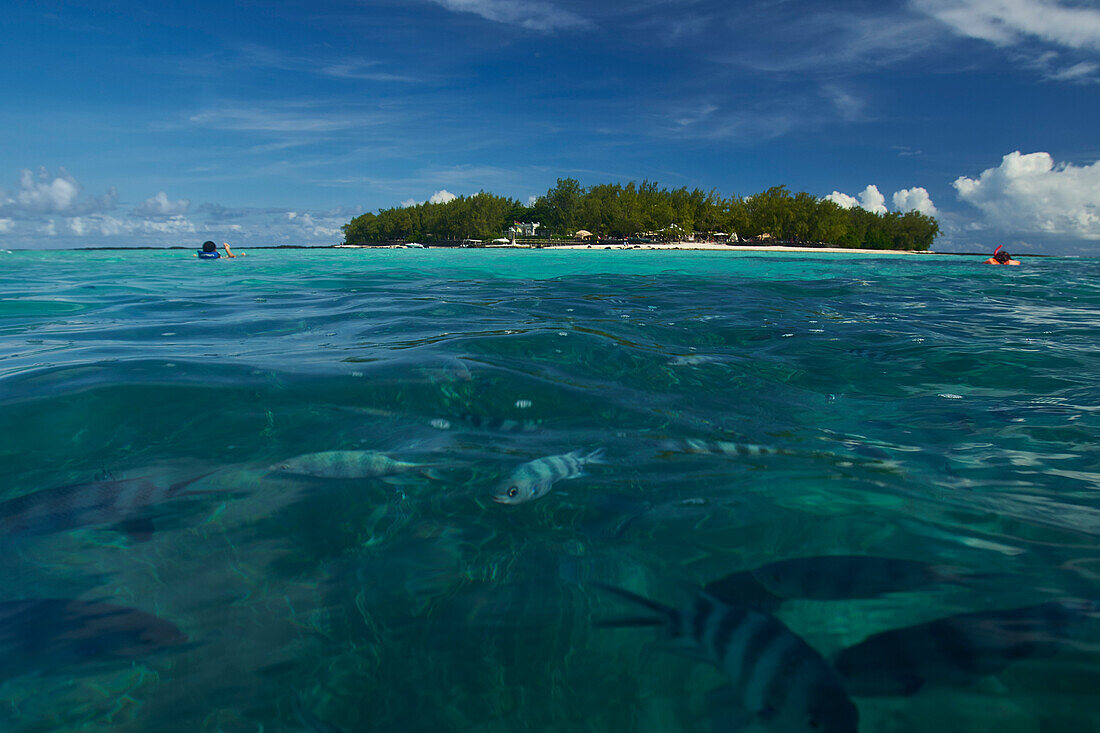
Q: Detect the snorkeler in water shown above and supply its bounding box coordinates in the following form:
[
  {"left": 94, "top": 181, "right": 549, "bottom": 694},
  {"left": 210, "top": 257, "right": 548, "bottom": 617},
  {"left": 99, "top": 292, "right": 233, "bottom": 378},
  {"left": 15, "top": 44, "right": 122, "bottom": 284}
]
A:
[
  {"left": 195, "top": 241, "right": 220, "bottom": 259},
  {"left": 984, "top": 245, "right": 1020, "bottom": 265},
  {"left": 194, "top": 241, "right": 243, "bottom": 259}
]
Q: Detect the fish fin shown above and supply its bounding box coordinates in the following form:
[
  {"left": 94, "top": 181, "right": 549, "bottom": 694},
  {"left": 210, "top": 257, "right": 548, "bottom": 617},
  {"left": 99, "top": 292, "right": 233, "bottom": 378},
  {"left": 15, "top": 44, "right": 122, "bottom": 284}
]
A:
[
  {"left": 418, "top": 467, "right": 445, "bottom": 482},
  {"left": 703, "top": 571, "right": 784, "bottom": 614},
  {"left": 583, "top": 448, "right": 607, "bottom": 464},
  {"left": 379, "top": 474, "right": 428, "bottom": 488},
  {"left": 592, "top": 583, "right": 678, "bottom": 627},
  {"left": 168, "top": 470, "right": 218, "bottom": 495},
  {"left": 118, "top": 517, "right": 155, "bottom": 543}
]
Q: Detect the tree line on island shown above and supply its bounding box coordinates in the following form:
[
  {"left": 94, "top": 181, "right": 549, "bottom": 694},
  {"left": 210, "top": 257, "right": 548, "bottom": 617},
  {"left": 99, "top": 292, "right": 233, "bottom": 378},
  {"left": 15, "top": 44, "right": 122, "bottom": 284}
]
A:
[{"left": 341, "top": 178, "right": 939, "bottom": 250}]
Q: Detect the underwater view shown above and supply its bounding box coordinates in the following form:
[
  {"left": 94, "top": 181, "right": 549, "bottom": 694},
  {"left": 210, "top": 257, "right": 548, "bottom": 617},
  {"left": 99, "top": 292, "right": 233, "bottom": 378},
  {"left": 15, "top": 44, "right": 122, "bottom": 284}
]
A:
[{"left": 1, "top": 248, "right": 1098, "bottom": 732}]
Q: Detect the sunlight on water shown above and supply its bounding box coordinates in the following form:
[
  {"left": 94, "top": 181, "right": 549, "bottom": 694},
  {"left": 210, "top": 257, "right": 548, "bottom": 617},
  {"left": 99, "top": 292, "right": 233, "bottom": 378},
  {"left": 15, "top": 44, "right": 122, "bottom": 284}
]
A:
[{"left": 0, "top": 249, "right": 1098, "bottom": 732}]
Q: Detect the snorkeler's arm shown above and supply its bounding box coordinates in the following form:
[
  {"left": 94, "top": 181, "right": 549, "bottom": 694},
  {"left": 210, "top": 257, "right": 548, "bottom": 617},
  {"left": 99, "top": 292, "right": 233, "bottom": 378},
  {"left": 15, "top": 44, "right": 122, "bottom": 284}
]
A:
[{"left": 223, "top": 242, "right": 236, "bottom": 258}]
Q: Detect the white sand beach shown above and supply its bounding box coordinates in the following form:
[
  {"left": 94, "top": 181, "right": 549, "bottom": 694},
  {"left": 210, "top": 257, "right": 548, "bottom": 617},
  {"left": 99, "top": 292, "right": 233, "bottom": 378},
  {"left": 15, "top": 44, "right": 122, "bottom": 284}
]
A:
[{"left": 538, "top": 242, "right": 936, "bottom": 254}]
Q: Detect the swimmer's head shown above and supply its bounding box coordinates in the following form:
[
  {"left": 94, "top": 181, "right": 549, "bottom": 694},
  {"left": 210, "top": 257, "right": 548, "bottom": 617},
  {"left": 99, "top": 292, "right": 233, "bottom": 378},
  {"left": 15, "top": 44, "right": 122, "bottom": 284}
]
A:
[
  {"left": 994, "top": 250, "right": 1010, "bottom": 264},
  {"left": 202, "top": 240, "right": 217, "bottom": 252}
]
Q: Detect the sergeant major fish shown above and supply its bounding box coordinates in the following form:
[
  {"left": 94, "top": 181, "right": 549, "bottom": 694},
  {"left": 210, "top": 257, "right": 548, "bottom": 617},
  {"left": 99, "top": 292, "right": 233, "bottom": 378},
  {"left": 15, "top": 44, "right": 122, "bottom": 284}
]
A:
[
  {"left": 833, "top": 599, "right": 1097, "bottom": 697},
  {"left": 596, "top": 583, "right": 858, "bottom": 733},
  {"left": 705, "top": 555, "right": 977, "bottom": 613},
  {"left": 444, "top": 412, "right": 541, "bottom": 433},
  {"left": 271, "top": 450, "right": 438, "bottom": 480},
  {"left": 492, "top": 448, "right": 605, "bottom": 504},
  {"left": 0, "top": 598, "right": 188, "bottom": 680},
  {"left": 0, "top": 471, "right": 214, "bottom": 542},
  {"left": 657, "top": 438, "right": 788, "bottom": 458}
]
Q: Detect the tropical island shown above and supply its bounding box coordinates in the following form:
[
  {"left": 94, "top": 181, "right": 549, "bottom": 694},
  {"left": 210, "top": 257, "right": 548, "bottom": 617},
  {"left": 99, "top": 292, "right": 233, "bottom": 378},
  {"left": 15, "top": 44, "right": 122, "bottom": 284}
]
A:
[{"left": 341, "top": 178, "right": 939, "bottom": 251}]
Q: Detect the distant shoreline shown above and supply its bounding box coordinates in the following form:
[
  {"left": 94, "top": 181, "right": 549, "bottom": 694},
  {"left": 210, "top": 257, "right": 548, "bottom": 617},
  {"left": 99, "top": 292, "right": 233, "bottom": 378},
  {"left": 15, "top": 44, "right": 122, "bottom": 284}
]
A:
[
  {"left": 4, "top": 244, "right": 1052, "bottom": 256},
  {"left": 336, "top": 242, "right": 942, "bottom": 254}
]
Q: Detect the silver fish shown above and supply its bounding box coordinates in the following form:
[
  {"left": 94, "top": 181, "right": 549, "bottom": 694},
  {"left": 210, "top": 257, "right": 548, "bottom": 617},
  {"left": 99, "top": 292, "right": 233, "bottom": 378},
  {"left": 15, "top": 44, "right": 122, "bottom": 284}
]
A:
[
  {"left": 271, "top": 450, "right": 434, "bottom": 479},
  {"left": 596, "top": 584, "right": 858, "bottom": 733},
  {"left": 493, "top": 448, "right": 605, "bottom": 504},
  {"left": 0, "top": 472, "right": 213, "bottom": 542}
]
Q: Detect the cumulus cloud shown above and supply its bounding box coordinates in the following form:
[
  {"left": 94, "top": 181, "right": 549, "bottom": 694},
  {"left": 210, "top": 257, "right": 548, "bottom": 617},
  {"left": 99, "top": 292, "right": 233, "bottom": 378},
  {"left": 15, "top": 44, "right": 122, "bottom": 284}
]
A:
[
  {"left": 828, "top": 185, "right": 888, "bottom": 214},
  {"left": 893, "top": 187, "right": 939, "bottom": 215},
  {"left": 825, "top": 191, "right": 860, "bottom": 209},
  {"left": 66, "top": 214, "right": 195, "bottom": 238},
  {"left": 283, "top": 210, "right": 343, "bottom": 239},
  {"left": 197, "top": 203, "right": 256, "bottom": 220},
  {"left": 953, "top": 150, "right": 1100, "bottom": 238},
  {"left": 429, "top": 189, "right": 458, "bottom": 204},
  {"left": 912, "top": 0, "right": 1100, "bottom": 51},
  {"left": 427, "top": 0, "right": 590, "bottom": 32},
  {"left": 858, "top": 185, "right": 888, "bottom": 214},
  {"left": 0, "top": 168, "right": 118, "bottom": 218},
  {"left": 827, "top": 185, "right": 937, "bottom": 215},
  {"left": 0, "top": 218, "right": 13, "bottom": 234},
  {"left": 132, "top": 191, "right": 191, "bottom": 218},
  {"left": 397, "top": 190, "right": 459, "bottom": 207}
]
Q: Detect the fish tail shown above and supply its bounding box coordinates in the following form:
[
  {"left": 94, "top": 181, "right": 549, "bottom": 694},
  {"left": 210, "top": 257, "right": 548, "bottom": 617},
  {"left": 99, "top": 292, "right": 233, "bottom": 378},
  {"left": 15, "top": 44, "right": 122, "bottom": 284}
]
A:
[
  {"left": 593, "top": 583, "right": 679, "bottom": 628},
  {"left": 418, "top": 466, "right": 445, "bottom": 482},
  {"left": 582, "top": 448, "right": 607, "bottom": 464}
]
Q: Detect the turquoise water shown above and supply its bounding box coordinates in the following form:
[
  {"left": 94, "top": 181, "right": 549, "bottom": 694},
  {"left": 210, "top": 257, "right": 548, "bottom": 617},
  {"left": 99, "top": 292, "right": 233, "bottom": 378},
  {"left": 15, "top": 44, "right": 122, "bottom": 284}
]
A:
[{"left": 1, "top": 248, "right": 1098, "bottom": 732}]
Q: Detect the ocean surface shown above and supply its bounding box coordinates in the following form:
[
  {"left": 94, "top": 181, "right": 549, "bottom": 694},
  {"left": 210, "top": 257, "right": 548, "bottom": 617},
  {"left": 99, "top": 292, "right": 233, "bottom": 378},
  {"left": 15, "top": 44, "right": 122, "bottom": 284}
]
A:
[{"left": 1, "top": 248, "right": 1098, "bottom": 732}]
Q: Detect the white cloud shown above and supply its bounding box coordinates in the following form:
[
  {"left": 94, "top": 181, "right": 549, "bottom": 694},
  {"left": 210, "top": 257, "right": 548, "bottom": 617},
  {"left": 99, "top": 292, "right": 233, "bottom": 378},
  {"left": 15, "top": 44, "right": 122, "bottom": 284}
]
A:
[
  {"left": 281, "top": 210, "right": 343, "bottom": 239},
  {"left": 893, "top": 186, "right": 939, "bottom": 215},
  {"left": 912, "top": 0, "right": 1100, "bottom": 51},
  {"left": 1046, "top": 60, "right": 1100, "bottom": 81},
  {"left": 0, "top": 168, "right": 118, "bottom": 218},
  {"left": 133, "top": 191, "right": 191, "bottom": 218},
  {"left": 67, "top": 214, "right": 195, "bottom": 238},
  {"left": 953, "top": 150, "right": 1100, "bottom": 238},
  {"left": 429, "top": 189, "right": 458, "bottom": 204},
  {"left": 189, "top": 104, "right": 387, "bottom": 133},
  {"left": 858, "top": 185, "right": 888, "bottom": 214},
  {"left": 825, "top": 191, "right": 860, "bottom": 209},
  {"left": 827, "top": 185, "right": 922, "bottom": 215},
  {"left": 428, "top": 0, "right": 590, "bottom": 32},
  {"left": 0, "top": 218, "right": 13, "bottom": 233},
  {"left": 400, "top": 198, "right": 418, "bottom": 208}
]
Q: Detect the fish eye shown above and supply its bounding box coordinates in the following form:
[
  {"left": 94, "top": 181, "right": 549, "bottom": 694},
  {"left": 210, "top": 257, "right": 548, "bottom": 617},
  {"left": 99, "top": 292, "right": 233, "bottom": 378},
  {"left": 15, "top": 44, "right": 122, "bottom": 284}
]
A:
[{"left": 507, "top": 487, "right": 518, "bottom": 498}]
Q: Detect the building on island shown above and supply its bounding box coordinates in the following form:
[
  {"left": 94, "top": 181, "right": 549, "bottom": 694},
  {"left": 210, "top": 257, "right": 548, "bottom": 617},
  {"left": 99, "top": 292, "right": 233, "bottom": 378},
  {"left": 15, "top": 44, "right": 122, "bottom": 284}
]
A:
[{"left": 509, "top": 222, "right": 541, "bottom": 237}]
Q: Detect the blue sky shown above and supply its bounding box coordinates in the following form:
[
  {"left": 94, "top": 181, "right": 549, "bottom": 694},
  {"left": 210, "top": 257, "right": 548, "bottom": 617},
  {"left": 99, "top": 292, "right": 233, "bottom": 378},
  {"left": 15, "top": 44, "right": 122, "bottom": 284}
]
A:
[{"left": 2, "top": 0, "right": 1099, "bottom": 253}]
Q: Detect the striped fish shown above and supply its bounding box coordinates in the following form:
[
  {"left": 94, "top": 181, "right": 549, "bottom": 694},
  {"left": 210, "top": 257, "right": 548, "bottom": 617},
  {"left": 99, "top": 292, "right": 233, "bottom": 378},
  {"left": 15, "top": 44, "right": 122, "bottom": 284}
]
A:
[
  {"left": 0, "top": 598, "right": 187, "bottom": 680},
  {"left": 271, "top": 450, "right": 435, "bottom": 479},
  {"left": 0, "top": 472, "right": 213, "bottom": 542},
  {"left": 596, "top": 584, "right": 858, "bottom": 733},
  {"left": 657, "top": 438, "right": 787, "bottom": 458},
  {"left": 493, "top": 448, "right": 605, "bottom": 504},
  {"left": 834, "top": 600, "right": 1097, "bottom": 696},
  {"left": 706, "top": 556, "right": 972, "bottom": 612},
  {"left": 454, "top": 412, "right": 541, "bottom": 433}
]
